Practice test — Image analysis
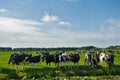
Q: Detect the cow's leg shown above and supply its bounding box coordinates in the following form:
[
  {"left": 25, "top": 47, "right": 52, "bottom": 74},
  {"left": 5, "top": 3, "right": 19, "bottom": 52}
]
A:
[
  {"left": 77, "top": 62, "right": 79, "bottom": 68},
  {"left": 46, "top": 62, "right": 49, "bottom": 67},
  {"left": 12, "top": 63, "right": 14, "bottom": 69},
  {"left": 58, "top": 62, "right": 61, "bottom": 68},
  {"left": 64, "top": 61, "right": 67, "bottom": 69},
  {"left": 70, "top": 61, "right": 72, "bottom": 69},
  {"left": 74, "top": 63, "right": 76, "bottom": 68},
  {"left": 16, "top": 65, "right": 18, "bottom": 70},
  {"left": 75, "top": 62, "right": 78, "bottom": 68},
  {"left": 68, "top": 61, "right": 72, "bottom": 69},
  {"left": 91, "top": 60, "right": 95, "bottom": 68},
  {"left": 61, "top": 62, "right": 63, "bottom": 68},
  {"left": 48, "top": 62, "right": 51, "bottom": 66},
  {"left": 31, "top": 63, "right": 34, "bottom": 70},
  {"left": 111, "top": 61, "right": 114, "bottom": 67},
  {"left": 89, "top": 61, "right": 92, "bottom": 69},
  {"left": 59, "top": 61, "right": 63, "bottom": 68},
  {"left": 22, "top": 63, "right": 24, "bottom": 69},
  {"left": 55, "top": 62, "right": 58, "bottom": 67},
  {"left": 67, "top": 61, "right": 70, "bottom": 68},
  {"left": 104, "top": 61, "right": 107, "bottom": 67},
  {"left": 74, "top": 62, "right": 78, "bottom": 68},
  {"left": 84, "top": 59, "right": 87, "bottom": 68}
]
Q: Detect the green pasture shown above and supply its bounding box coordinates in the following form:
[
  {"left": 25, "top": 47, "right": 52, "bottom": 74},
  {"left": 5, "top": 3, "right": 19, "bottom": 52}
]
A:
[{"left": 0, "top": 51, "right": 120, "bottom": 80}]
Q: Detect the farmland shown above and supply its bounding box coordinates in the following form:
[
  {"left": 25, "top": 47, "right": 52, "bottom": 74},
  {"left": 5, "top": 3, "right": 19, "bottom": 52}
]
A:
[{"left": 0, "top": 50, "right": 120, "bottom": 80}]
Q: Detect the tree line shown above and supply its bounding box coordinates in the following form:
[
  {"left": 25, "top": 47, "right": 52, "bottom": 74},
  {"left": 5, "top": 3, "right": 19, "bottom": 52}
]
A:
[{"left": 0, "top": 46, "right": 98, "bottom": 51}]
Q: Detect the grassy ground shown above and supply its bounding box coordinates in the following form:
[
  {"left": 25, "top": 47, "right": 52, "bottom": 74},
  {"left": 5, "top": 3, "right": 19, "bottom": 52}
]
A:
[{"left": 0, "top": 51, "right": 120, "bottom": 79}]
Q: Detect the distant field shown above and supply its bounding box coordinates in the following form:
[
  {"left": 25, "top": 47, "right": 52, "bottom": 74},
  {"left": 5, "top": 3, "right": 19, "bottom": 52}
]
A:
[{"left": 0, "top": 51, "right": 120, "bottom": 80}]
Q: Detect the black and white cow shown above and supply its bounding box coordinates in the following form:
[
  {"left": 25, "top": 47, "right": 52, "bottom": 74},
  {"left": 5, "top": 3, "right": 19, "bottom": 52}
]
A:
[
  {"left": 53, "top": 51, "right": 69, "bottom": 68},
  {"left": 58, "top": 51, "right": 67, "bottom": 67},
  {"left": 92, "top": 52, "right": 100, "bottom": 68},
  {"left": 54, "top": 51, "right": 80, "bottom": 68},
  {"left": 84, "top": 52, "right": 92, "bottom": 68},
  {"left": 68, "top": 52, "right": 80, "bottom": 68},
  {"left": 8, "top": 52, "right": 31, "bottom": 69},
  {"left": 106, "top": 53, "right": 114, "bottom": 67},
  {"left": 25, "top": 53, "right": 41, "bottom": 69},
  {"left": 99, "top": 51, "right": 114, "bottom": 67},
  {"left": 41, "top": 51, "right": 54, "bottom": 66},
  {"left": 25, "top": 53, "right": 41, "bottom": 63},
  {"left": 84, "top": 51, "right": 100, "bottom": 68}
]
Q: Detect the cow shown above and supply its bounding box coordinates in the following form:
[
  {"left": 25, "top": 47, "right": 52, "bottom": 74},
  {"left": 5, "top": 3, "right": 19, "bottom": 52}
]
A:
[
  {"left": 84, "top": 52, "right": 92, "bottom": 68},
  {"left": 8, "top": 52, "right": 31, "bottom": 69},
  {"left": 84, "top": 51, "right": 99, "bottom": 68},
  {"left": 53, "top": 51, "right": 59, "bottom": 66},
  {"left": 91, "top": 52, "right": 100, "bottom": 68},
  {"left": 68, "top": 52, "right": 80, "bottom": 68},
  {"left": 25, "top": 53, "right": 41, "bottom": 63},
  {"left": 99, "top": 53, "right": 107, "bottom": 63},
  {"left": 25, "top": 53, "right": 41, "bottom": 69},
  {"left": 106, "top": 53, "right": 114, "bottom": 67},
  {"left": 99, "top": 52, "right": 114, "bottom": 67},
  {"left": 58, "top": 51, "right": 67, "bottom": 68},
  {"left": 54, "top": 51, "right": 80, "bottom": 68},
  {"left": 41, "top": 51, "right": 54, "bottom": 66},
  {"left": 53, "top": 51, "right": 69, "bottom": 68}
]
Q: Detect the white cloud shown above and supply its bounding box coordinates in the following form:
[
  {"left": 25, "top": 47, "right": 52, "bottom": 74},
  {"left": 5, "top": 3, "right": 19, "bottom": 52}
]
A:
[
  {"left": 0, "top": 8, "right": 7, "bottom": 13},
  {"left": 0, "top": 17, "right": 41, "bottom": 34},
  {"left": 0, "top": 16, "right": 73, "bottom": 47},
  {"left": 101, "top": 18, "right": 120, "bottom": 34},
  {"left": 106, "top": 18, "right": 120, "bottom": 25},
  {"left": 0, "top": 17, "right": 45, "bottom": 45},
  {"left": 41, "top": 12, "right": 72, "bottom": 27},
  {"left": 59, "top": 21, "right": 71, "bottom": 26},
  {"left": 41, "top": 12, "right": 59, "bottom": 23}
]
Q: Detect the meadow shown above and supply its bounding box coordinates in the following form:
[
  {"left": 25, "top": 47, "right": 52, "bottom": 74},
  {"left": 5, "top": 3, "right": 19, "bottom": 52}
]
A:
[{"left": 0, "top": 51, "right": 120, "bottom": 80}]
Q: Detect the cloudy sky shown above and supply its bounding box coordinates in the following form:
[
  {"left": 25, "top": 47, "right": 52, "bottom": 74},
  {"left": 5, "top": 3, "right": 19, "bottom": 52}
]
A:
[{"left": 0, "top": 0, "right": 120, "bottom": 48}]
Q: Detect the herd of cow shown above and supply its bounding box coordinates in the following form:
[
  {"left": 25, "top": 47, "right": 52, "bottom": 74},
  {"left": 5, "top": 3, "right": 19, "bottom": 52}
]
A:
[
  {"left": 84, "top": 51, "right": 114, "bottom": 68},
  {"left": 8, "top": 50, "right": 114, "bottom": 69}
]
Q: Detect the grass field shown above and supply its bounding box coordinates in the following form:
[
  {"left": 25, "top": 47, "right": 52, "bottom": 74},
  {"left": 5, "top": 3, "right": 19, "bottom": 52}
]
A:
[{"left": 0, "top": 51, "right": 120, "bottom": 80}]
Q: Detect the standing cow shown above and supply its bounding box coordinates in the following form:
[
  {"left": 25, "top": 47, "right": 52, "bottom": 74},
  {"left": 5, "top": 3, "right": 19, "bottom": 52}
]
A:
[
  {"left": 84, "top": 51, "right": 100, "bottom": 68},
  {"left": 99, "top": 51, "right": 114, "bottom": 67},
  {"left": 8, "top": 52, "right": 31, "bottom": 69},
  {"left": 25, "top": 52, "right": 41, "bottom": 69},
  {"left": 68, "top": 52, "right": 80, "bottom": 68},
  {"left": 41, "top": 51, "right": 54, "bottom": 66}
]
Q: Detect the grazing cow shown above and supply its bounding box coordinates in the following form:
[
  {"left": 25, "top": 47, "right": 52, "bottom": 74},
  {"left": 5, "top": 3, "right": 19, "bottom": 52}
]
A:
[
  {"left": 25, "top": 53, "right": 41, "bottom": 63},
  {"left": 8, "top": 52, "right": 31, "bottom": 69}
]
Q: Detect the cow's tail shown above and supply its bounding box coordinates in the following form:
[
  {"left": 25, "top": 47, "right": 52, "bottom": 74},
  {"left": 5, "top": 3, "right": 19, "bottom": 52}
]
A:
[{"left": 8, "top": 54, "right": 14, "bottom": 64}]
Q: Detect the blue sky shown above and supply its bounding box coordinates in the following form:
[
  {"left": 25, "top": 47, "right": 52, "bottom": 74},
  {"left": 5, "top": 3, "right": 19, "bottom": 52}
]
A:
[{"left": 0, "top": 0, "right": 120, "bottom": 48}]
